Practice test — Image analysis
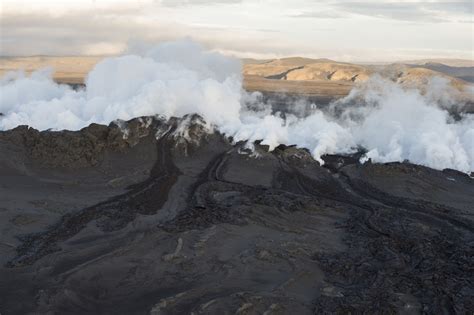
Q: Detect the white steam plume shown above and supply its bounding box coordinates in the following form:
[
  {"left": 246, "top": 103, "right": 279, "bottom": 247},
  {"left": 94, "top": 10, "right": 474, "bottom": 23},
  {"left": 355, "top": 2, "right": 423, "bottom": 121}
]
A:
[{"left": 0, "top": 40, "right": 473, "bottom": 173}]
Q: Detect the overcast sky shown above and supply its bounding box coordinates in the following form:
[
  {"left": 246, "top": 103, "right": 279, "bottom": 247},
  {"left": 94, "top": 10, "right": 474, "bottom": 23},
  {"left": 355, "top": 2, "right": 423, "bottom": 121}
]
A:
[{"left": 1, "top": 0, "right": 473, "bottom": 61}]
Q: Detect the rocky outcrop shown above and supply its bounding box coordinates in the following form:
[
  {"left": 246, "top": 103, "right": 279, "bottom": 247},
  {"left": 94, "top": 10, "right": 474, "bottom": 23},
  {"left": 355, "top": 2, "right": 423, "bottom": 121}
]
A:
[{"left": 0, "top": 116, "right": 472, "bottom": 314}]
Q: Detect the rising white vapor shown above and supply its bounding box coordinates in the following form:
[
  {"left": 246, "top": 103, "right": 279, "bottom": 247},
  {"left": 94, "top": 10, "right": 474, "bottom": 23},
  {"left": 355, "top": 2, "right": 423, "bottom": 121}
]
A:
[{"left": 0, "top": 40, "right": 473, "bottom": 172}]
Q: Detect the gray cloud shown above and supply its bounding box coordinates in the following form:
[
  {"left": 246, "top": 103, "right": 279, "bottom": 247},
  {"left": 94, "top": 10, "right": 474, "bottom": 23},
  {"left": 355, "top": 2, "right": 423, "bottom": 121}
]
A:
[
  {"left": 0, "top": 13, "right": 177, "bottom": 56},
  {"left": 335, "top": 1, "right": 473, "bottom": 23},
  {"left": 158, "top": 0, "right": 242, "bottom": 7},
  {"left": 1, "top": 1, "right": 472, "bottom": 61},
  {"left": 289, "top": 11, "right": 346, "bottom": 19},
  {"left": 291, "top": 1, "right": 473, "bottom": 23},
  {"left": 0, "top": 11, "right": 279, "bottom": 57}
]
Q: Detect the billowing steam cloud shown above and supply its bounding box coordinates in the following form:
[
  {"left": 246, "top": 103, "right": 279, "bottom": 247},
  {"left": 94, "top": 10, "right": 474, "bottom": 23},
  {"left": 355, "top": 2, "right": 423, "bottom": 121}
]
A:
[
  {"left": 1, "top": 41, "right": 242, "bottom": 130},
  {"left": 1, "top": 40, "right": 473, "bottom": 173}
]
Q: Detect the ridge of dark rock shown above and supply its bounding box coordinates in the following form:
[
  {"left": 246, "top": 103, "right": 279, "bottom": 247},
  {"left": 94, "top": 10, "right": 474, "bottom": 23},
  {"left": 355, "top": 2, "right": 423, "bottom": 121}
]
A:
[{"left": 0, "top": 115, "right": 472, "bottom": 314}]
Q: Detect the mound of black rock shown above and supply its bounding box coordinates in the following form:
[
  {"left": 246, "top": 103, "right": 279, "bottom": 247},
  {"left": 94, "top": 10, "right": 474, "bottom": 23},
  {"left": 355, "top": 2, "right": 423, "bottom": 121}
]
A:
[{"left": 0, "top": 115, "right": 472, "bottom": 314}]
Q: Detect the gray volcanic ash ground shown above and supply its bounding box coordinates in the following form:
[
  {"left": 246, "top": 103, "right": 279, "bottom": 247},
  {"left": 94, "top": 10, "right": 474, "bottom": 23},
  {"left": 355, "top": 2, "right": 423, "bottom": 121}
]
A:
[
  {"left": 0, "top": 115, "right": 473, "bottom": 313},
  {"left": 0, "top": 41, "right": 473, "bottom": 314}
]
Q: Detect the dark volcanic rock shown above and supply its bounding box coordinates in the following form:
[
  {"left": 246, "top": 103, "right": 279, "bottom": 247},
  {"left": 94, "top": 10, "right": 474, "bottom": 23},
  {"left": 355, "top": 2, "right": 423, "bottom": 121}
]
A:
[{"left": 0, "top": 116, "right": 473, "bottom": 314}]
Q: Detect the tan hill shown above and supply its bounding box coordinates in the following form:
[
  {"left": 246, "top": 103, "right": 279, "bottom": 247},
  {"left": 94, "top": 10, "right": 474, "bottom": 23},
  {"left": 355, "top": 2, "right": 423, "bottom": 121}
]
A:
[
  {"left": 243, "top": 63, "right": 299, "bottom": 78},
  {"left": 0, "top": 56, "right": 102, "bottom": 84},
  {"left": 400, "top": 59, "right": 474, "bottom": 67},
  {"left": 243, "top": 74, "right": 353, "bottom": 99},
  {"left": 244, "top": 57, "right": 472, "bottom": 89},
  {"left": 243, "top": 59, "right": 370, "bottom": 82},
  {"left": 264, "top": 57, "right": 331, "bottom": 66},
  {"left": 241, "top": 58, "right": 271, "bottom": 65},
  {"left": 285, "top": 62, "right": 371, "bottom": 82},
  {"left": 396, "top": 67, "right": 465, "bottom": 87},
  {"left": 406, "top": 63, "right": 474, "bottom": 83},
  {"left": 1, "top": 56, "right": 472, "bottom": 104},
  {"left": 243, "top": 57, "right": 337, "bottom": 79}
]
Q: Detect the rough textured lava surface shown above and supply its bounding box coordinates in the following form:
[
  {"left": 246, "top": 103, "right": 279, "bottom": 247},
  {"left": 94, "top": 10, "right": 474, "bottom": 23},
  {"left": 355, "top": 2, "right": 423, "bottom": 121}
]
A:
[{"left": 0, "top": 115, "right": 473, "bottom": 314}]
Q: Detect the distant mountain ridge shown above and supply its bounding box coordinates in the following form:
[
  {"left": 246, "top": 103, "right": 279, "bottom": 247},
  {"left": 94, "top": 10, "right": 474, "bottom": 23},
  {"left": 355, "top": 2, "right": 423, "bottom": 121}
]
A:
[
  {"left": 400, "top": 58, "right": 474, "bottom": 67},
  {"left": 407, "top": 62, "right": 474, "bottom": 83},
  {"left": 1, "top": 56, "right": 472, "bottom": 102}
]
